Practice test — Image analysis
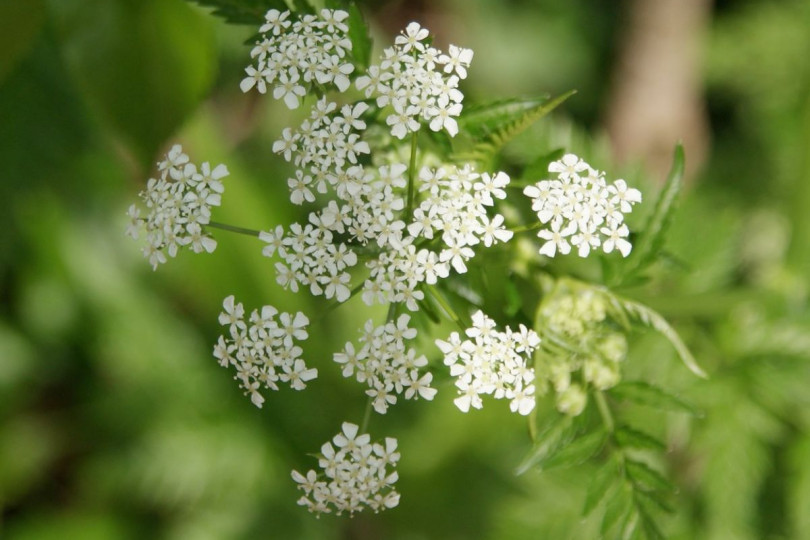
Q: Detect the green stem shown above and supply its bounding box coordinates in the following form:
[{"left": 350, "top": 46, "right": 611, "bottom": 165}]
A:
[
  {"left": 428, "top": 286, "right": 468, "bottom": 331},
  {"left": 206, "top": 220, "right": 263, "bottom": 238},
  {"left": 315, "top": 282, "right": 366, "bottom": 322},
  {"left": 405, "top": 131, "right": 419, "bottom": 221},
  {"left": 509, "top": 221, "right": 544, "bottom": 234},
  {"left": 360, "top": 396, "right": 374, "bottom": 433},
  {"left": 594, "top": 390, "right": 615, "bottom": 434}
]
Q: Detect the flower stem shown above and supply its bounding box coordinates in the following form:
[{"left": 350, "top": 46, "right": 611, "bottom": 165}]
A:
[
  {"left": 428, "top": 285, "right": 467, "bottom": 331},
  {"left": 405, "top": 131, "right": 419, "bottom": 221},
  {"left": 206, "top": 221, "right": 263, "bottom": 237},
  {"left": 360, "top": 396, "right": 374, "bottom": 433},
  {"left": 594, "top": 390, "right": 615, "bottom": 434},
  {"left": 316, "top": 282, "right": 365, "bottom": 322},
  {"left": 508, "top": 221, "right": 544, "bottom": 234}
]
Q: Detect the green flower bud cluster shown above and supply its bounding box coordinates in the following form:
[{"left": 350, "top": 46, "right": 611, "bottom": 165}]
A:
[{"left": 536, "top": 286, "right": 628, "bottom": 416}]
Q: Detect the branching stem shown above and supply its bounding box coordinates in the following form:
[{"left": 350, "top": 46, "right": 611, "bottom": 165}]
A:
[{"left": 206, "top": 220, "right": 263, "bottom": 237}]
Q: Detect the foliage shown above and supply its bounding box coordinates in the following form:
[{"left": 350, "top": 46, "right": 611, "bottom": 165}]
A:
[{"left": 2, "top": 0, "right": 810, "bottom": 538}]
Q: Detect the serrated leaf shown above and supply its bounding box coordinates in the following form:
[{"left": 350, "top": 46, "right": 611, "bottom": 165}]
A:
[
  {"left": 583, "top": 459, "right": 619, "bottom": 516},
  {"left": 625, "top": 458, "right": 674, "bottom": 493},
  {"left": 633, "top": 491, "right": 668, "bottom": 539},
  {"left": 604, "top": 291, "right": 707, "bottom": 378},
  {"left": 615, "top": 425, "right": 666, "bottom": 452},
  {"left": 187, "top": 0, "right": 287, "bottom": 25},
  {"left": 602, "top": 483, "right": 632, "bottom": 536},
  {"left": 542, "top": 429, "right": 607, "bottom": 470},
  {"left": 610, "top": 381, "right": 702, "bottom": 417},
  {"left": 515, "top": 413, "right": 574, "bottom": 475},
  {"left": 634, "top": 488, "right": 674, "bottom": 515},
  {"left": 453, "top": 91, "right": 576, "bottom": 167},
  {"left": 623, "top": 144, "right": 685, "bottom": 279}
]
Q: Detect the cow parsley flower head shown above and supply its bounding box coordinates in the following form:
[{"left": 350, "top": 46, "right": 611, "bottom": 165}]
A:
[
  {"left": 436, "top": 310, "right": 541, "bottom": 415},
  {"left": 523, "top": 154, "right": 641, "bottom": 258},
  {"left": 335, "top": 315, "right": 436, "bottom": 414},
  {"left": 356, "top": 22, "right": 472, "bottom": 139},
  {"left": 127, "top": 144, "right": 227, "bottom": 269},
  {"left": 241, "top": 9, "right": 354, "bottom": 108},
  {"left": 214, "top": 295, "right": 315, "bottom": 407},
  {"left": 292, "top": 422, "right": 400, "bottom": 516}
]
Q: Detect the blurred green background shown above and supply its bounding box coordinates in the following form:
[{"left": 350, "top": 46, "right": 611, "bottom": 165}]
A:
[{"left": 2, "top": 0, "right": 810, "bottom": 538}]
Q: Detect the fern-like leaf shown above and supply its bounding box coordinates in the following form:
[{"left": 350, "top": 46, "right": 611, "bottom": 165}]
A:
[
  {"left": 604, "top": 291, "right": 708, "bottom": 378},
  {"left": 187, "top": 0, "right": 288, "bottom": 25},
  {"left": 622, "top": 144, "right": 685, "bottom": 281},
  {"left": 453, "top": 91, "right": 576, "bottom": 168}
]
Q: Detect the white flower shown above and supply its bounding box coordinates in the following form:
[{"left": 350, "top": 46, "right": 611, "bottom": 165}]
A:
[
  {"left": 524, "top": 154, "right": 641, "bottom": 258},
  {"left": 214, "top": 296, "right": 314, "bottom": 404},
  {"left": 334, "top": 316, "right": 435, "bottom": 413},
  {"left": 128, "top": 145, "right": 227, "bottom": 269},
  {"left": 243, "top": 9, "right": 354, "bottom": 105},
  {"left": 395, "top": 22, "right": 429, "bottom": 53},
  {"left": 292, "top": 423, "right": 400, "bottom": 516},
  {"left": 437, "top": 311, "right": 540, "bottom": 415}
]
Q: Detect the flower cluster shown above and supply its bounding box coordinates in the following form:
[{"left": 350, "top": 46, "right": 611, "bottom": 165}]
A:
[
  {"left": 126, "top": 144, "right": 227, "bottom": 269},
  {"left": 536, "top": 287, "right": 627, "bottom": 416},
  {"left": 273, "top": 97, "right": 371, "bottom": 205},
  {"left": 334, "top": 315, "right": 436, "bottom": 414},
  {"left": 260, "top": 218, "right": 357, "bottom": 302},
  {"left": 523, "top": 154, "right": 642, "bottom": 258},
  {"left": 362, "top": 165, "right": 513, "bottom": 311},
  {"left": 356, "top": 22, "right": 472, "bottom": 138},
  {"left": 213, "top": 295, "right": 316, "bottom": 408},
  {"left": 292, "top": 422, "right": 400, "bottom": 516},
  {"left": 436, "top": 310, "right": 540, "bottom": 415},
  {"left": 240, "top": 9, "right": 354, "bottom": 108}
]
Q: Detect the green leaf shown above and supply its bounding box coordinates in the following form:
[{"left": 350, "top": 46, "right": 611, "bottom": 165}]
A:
[
  {"left": 601, "top": 483, "right": 632, "bottom": 536},
  {"left": 51, "top": 0, "right": 218, "bottom": 166},
  {"left": 610, "top": 381, "right": 702, "bottom": 417},
  {"left": 515, "top": 413, "right": 574, "bottom": 475},
  {"left": 623, "top": 144, "right": 685, "bottom": 279},
  {"left": 615, "top": 425, "right": 667, "bottom": 452},
  {"left": 346, "top": 3, "right": 372, "bottom": 70},
  {"left": 604, "top": 291, "right": 707, "bottom": 378},
  {"left": 583, "top": 459, "right": 618, "bottom": 516},
  {"left": 542, "top": 429, "right": 607, "bottom": 470},
  {"left": 625, "top": 458, "right": 674, "bottom": 493},
  {"left": 187, "top": 0, "right": 288, "bottom": 25},
  {"left": 454, "top": 91, "right": 576, "bottom": 168},
  {"left": 634, "top": 488, "right": 674, "bottom": 515}
]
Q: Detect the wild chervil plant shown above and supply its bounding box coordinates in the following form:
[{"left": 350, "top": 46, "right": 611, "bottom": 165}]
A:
[{"left": 127, "top": 2, "right": 705, "bottom": 534}]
